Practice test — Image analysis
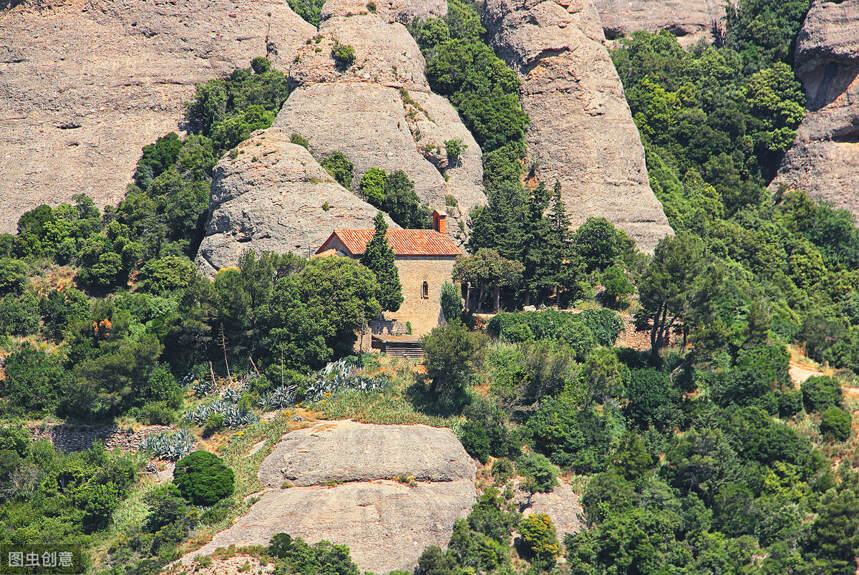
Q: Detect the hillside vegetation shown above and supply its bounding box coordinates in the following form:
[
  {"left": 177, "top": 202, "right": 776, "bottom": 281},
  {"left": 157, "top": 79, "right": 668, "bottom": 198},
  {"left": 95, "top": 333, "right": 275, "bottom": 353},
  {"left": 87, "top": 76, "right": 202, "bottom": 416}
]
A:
[{"left": 0, "top": 0, "right": 856, "bottom": 574}]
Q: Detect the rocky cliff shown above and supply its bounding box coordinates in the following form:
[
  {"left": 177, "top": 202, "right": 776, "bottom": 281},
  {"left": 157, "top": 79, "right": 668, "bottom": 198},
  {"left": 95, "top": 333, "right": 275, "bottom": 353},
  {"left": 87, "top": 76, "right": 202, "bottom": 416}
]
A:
[
  {"left": 184, "top": 420, "right": 477, "bottom": 573},
  {"left": 0, "top": 0, "right": 314, "bottom": 234},
  {"left": 275, "top": 10, "right": 486, "bottom": 230},
  {"left": 593, "top": 0, "right": 732, "bottom": 45},
  {"left": 773, "top": 0, "right": 859, "bottom": 218},
  {"left": 482, "top": 0, "right": 673, "bottom": 251},
  {"left": 194, "top": 129, "right": 392, "bottom": 274}
]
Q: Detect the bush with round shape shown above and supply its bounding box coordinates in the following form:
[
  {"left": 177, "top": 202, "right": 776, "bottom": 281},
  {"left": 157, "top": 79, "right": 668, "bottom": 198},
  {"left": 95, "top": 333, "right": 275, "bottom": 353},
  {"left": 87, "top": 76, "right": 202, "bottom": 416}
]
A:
[
  {"left": 173, "top": 450, "right": 235, "bottom": 506},
  {"left": 517, "top": 452, "right": 559, "bottom": 493},
  {"left": 518, "top": 513, "right": 561, "bottom": 568},
  {"left": 819, "top": 407, "right": 851, "bottom": 442},
  {"left": 801, "top": 376, "right": 842, "bottom": 413}
]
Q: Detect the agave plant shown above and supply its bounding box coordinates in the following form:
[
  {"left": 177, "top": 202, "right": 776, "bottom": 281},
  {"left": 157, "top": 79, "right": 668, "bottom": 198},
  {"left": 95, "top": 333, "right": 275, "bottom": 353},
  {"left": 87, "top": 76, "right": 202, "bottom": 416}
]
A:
[
  {"left": 140, "top": 428, "right": 197, "bottom": 461},
  {"left": 259, "top": 385, "right": 299, "bottom": 410},
  {"left": 183, "top": 388, "right": 259, "bottom": 428}
]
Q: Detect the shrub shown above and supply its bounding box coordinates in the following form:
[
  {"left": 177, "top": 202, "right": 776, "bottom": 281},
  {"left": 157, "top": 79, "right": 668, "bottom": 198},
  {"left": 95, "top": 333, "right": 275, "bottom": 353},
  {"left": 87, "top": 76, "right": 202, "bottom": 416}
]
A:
[
  {"left": 359, "top": 167, "right": 387, "bottom": 206},
  {"left": 444, "top": 139, "right": 466, "bottom": 161},
  {"left": 801, "top": 375, "right": 843, "bottom": 413},
  {"left": 518, "top": 513, "right": 561, "bottom": 568},
  {"left": 491, "top": 458, "right": 515, "bottom": 483},
  {"left": 268, "top": 533, "right": 359, "bottom": 575},
  {"left": 458, "top": 419, "right": 491, "bottom": 463},
  {"left": 517, "top": 452, "right": 559, "bottom": 493},
  {"left": 290, "top": 133, "right": 310, "bottom": 149},
  {"left": 140, "top": 428, "right": 197, "bottom": 461},
  {"left": 287, "top": 0, "right": 326, "bottom": 26},
  {"left": 174, "top": 450, "right": 235, "bottom": 506},
  {"left": 777, "top": 389, "right": 803, "bottom": 418},
  {"left": 321, "top": 151, "right": 354, "bottom": 188},
  {"left": 819, "top": 407, "right": 851, "bottom": 442},
  {"left": 332, "top": 43, "right": 356, "bottom": 69}
]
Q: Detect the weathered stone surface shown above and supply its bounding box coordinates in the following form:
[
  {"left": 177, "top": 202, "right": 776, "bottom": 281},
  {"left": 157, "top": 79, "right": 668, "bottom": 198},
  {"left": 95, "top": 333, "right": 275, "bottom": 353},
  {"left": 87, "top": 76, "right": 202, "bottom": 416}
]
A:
[
  {"left": 259, "top": 420, "right": 477, "bottom": 486},
  {"left": 773, "top": 0, "right": 859, "bottom": 217},
  {"left": 274, "top": 82, "right": 484, "bottom": 229},
  {"left": 482, "top": 0, "right": 673, "bottom": 252},
  {"left": 189, "top": 480, "right": 476, "bottom": 573},
  {"left": 195, "top": 129, "right": 392, "bottom": 274},
  {"left": 521, "top": 481, "right": 584, "bottom": 539},
  {"left": 594, "top": 0, "right": 733, "bottom": 46},
  {"left": 183, "top": 421, "right": 477, "bottom": 573},
  {"left": 321, "top": 0, "right": 447, "bottom": 24},
  {"left": 289, "top": 14, "right": 430, "bottom": 91},
  {"left": 0, "top": 0, "right": 315, "bottom": 234}
]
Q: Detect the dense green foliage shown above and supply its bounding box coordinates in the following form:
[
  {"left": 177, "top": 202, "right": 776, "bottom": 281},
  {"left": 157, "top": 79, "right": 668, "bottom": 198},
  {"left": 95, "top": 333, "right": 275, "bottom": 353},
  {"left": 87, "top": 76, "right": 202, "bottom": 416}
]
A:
[
  {"left": 173, "top": 451, "right": 235, "bottom": 506},
  {"left": 359, "top": 168, "right": 432, "bottom": 228},
  {"left": 360, "top": 213, "right": 404, "bottom": 312},
  {"left": 286, "top": 0, "right": 326, "bottom": 26},
  {"left": 269, "top": 533, "right": 359, "bottom": 575}
]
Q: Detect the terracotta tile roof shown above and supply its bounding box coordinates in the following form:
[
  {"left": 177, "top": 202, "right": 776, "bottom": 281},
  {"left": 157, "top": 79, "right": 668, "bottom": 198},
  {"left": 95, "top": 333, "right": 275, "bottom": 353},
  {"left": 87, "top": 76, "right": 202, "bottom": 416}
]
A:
[{"left": 317, "top": 229, "right": 462, "bottom": 257}]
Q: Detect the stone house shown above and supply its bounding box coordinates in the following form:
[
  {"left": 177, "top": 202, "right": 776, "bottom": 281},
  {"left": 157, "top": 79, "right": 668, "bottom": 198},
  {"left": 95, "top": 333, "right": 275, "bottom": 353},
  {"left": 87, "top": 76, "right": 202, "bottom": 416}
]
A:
[{"left": 315, "top": 211, "right": 461, "bottom": 337}]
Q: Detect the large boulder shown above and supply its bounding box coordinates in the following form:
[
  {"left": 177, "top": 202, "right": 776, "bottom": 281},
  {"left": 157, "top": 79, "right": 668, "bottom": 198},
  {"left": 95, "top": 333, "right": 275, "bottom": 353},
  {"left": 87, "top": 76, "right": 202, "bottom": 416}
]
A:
[
  {"left": 0, "top": 0, "right": 314, "bottom": 234},
  {"left": 772, "top": 0, "right": 859, "bottom": 218},
  {"left": 593, "top": 0, "right": 734, "bottom": 46},
  {"left": 482, "top": 0, "right": 673, "bottom": 252},
  {"left": 194, "top": 128, "right": 391, "bottom": 274},
  {"left": 184, "top": 420, "right": 477, "bottom": 573}
]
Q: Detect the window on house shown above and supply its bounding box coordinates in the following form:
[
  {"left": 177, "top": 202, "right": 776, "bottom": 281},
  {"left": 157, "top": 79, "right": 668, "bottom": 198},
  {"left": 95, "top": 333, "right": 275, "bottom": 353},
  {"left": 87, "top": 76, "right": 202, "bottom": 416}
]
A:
[{"left": 421, "top": 281, "right": 429, "bottom": 299}]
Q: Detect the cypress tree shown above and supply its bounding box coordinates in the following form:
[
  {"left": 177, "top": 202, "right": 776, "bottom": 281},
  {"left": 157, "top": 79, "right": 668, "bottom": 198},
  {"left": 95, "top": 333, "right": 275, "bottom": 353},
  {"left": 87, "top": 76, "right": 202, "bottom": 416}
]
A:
[{"left": 361, "top": 213, "right": 403, "bottom": 312}]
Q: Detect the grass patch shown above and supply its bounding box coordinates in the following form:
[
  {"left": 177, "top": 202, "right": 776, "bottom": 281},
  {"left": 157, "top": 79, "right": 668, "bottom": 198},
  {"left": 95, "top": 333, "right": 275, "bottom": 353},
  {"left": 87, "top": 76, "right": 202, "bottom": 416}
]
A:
[{"left": 314, "top": 385, "right": 456, "bottom": 427}]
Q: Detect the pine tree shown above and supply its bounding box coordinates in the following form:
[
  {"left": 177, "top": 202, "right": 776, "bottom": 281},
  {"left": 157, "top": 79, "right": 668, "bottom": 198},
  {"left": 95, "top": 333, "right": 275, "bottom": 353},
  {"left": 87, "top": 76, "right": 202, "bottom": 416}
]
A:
[{"left": 360, "top": 213, "right": 403, "bottom": 312}]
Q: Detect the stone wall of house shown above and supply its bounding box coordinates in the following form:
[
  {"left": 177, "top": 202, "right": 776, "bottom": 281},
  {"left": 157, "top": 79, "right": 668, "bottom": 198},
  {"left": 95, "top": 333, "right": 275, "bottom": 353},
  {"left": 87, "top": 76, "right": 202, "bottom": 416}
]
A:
[{"left": 386, "top": 256, "right": 457, "bottom": 336}]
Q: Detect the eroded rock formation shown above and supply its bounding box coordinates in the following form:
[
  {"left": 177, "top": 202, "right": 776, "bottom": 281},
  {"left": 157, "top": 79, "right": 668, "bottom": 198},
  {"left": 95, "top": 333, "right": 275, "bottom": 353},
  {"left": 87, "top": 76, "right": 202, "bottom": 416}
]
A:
[
  {"left": 275, "top": 10, "right": 485, "bottom": 232},
  {"left": 0, "top": 0, "right": 315, "bottom": 233},
  {"left": 482, "top": 0, "right": 673, "bottom": 251},
  {"left": 194, "top": 129, "right": 392, "bottom": 274},
  {"left": 185, "top": 420, "right": 477, "bottom": 573},
  {"left": 594, "top": 0, "right": 733, "bottom": 45},
  {"left": 320, "top": 0, "right": 447, "bottom": 23},
  {"left": 773, "top": 0, "right": 859, "bottom": 217}
]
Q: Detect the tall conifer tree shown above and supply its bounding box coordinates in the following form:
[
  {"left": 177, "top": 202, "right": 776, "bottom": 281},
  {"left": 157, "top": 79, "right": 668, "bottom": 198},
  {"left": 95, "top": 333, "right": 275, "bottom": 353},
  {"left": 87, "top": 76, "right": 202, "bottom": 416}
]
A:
[{"left": 360, "top": 213, "right": 403, "bottom": 312}]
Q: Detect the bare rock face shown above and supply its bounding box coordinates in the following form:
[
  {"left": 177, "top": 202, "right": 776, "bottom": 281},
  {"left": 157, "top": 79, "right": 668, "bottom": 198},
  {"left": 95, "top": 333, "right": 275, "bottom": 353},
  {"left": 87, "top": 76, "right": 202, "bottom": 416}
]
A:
[
  {"left": 521, "top": 481, "right": 584, "bottom": 539},
  {"left": 321, "top": 0, "right": 447, "bottom": 23},
  {"left": 482, "top": 0, "right": 673, "bottom": 252},
  {"left": 594, "top": 0, "right": 733, "bottom": 46},
  {"left": 258, "top": 419, "right": 477, "bottom": 486},
  {"left": 773, "top": 0, "right": 859, "bottom": 217},
  {"left": 289, "top": 15, "right": 430, "bottom": 90},
  {"left": 194, "top": 129, "right": 391, "bottom": 274},
  {"left": 185, "top": 421, "right": 477, "bottom": 573},
  {"left": 0, "top": 0, "right": 315, "bottom": 234}
]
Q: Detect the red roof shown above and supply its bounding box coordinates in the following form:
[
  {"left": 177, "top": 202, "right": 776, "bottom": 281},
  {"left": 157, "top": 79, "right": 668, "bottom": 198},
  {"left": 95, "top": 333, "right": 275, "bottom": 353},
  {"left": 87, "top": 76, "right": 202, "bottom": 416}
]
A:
[{"left": 317, "top": 229, "right": 462, "bottom": 257}]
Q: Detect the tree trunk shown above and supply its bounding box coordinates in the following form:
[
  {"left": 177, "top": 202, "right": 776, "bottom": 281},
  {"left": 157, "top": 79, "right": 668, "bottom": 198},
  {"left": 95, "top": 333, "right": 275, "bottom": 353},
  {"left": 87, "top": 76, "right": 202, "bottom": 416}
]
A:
[
  {"left": 465, "top": 282, "right": 472, "bottom": 312},
  {"left": 493, "top": 285, "right": 501, "bottom": 312}
]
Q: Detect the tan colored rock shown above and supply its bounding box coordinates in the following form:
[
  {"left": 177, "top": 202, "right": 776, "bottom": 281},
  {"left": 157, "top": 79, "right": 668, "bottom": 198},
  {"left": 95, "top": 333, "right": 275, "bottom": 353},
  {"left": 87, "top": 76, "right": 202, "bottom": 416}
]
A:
[
  {"left": 182, "top": 421, "right": 478, "bottom": 573},
  {"left": 188, "top": 480, "right": 476, "bottom": 573},
  {"left": 321, "top": 0, "right": 447, "bottom": 23},
  {"left": 194, "top": 129, "right": 393, "bottom": 274},
  {"left": 289, "top": 14, "right": 429, "bottom": 91},
  {"left": 482, "top": 0, "right": 673, "bottom": 251},
  {"left": 773, "top": 0, "right": 859, "bottom": 217},
  {"left": 274, "top": 82, "right": 484, "bottom": 230},
  {"left": 594, "top": 0, "right": 733, "bottom": 46},
  {"left": 0, "top": 0, "right": 315, "bottom": 234},
  {"left": 258, "top": 420, "right": 477, "bottom": 486},
  {"left": 521, "top": 481, "right": 584, "bottom": 539}
]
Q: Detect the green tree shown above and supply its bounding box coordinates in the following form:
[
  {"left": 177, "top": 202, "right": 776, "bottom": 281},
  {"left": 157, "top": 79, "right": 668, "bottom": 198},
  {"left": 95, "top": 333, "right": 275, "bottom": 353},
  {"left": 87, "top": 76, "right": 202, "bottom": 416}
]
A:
[
  {"left": 421, "top": 321, "right": 486, "bottom": 410},
  {"left": 819, "top": 407, "right": 851, "bottom": 442},
  {"left": 638, "top": 233, "right": 706, "bottom": 354},
  {"left": 801, "top": 375, "right": 843, "bottom": 413},
  {"left": 573, "top": 217, "right": 635, "bottom": 273},
  {"left": 359, "top": 167, "right": 388, "bottom": 206},
  {"left": 381, "top": 170, "right": 432, "bottom": 229},
  {"left": 360, "top": 213, "right": 403, "bottom": 312},
  {"left": 519, "top": 514, "right": 561, "bottom": 568},
  {"left": 440, "top": 281, "right": 462, "bottom": 323},
  {"left": 173, "top": 451, "right": 235, "bottom": 506},
  {"left": 453, "top": 248, "right": 523, "bottom": 312}
]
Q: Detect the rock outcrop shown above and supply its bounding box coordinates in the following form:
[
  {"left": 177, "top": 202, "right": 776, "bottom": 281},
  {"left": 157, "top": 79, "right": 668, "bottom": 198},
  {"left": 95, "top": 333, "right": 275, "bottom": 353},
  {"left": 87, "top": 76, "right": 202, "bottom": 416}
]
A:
[
  {"left": 0, "top": 0, "right": 315, "bottom": 234},
  {"left": 185, "top": 420, "right": 477, "bottom": 573},
  {"left": 194, "top": 129, "right": 391, "bottom": 274},
  {"left": 593, "top": 0, "right": 732, "bottom": 46},
  {"left": 320, "top": 0, "right": 447, "bottom": 23},
  {"left": 275, "top": 10, "right": 485, "bottom": 234},
  {"left": 521, "top": 481, "right": 584, "bottom": 539},
  {"left": 773, "top": 0, "right": 859, "bottom": 218},
  {"left": 482, "top": 0, "right": 673, "bottom": 251}
]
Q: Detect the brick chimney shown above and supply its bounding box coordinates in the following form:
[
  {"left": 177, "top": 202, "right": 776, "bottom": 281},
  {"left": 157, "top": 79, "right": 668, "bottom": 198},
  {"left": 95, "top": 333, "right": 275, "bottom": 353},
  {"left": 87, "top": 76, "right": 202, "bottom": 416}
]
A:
[{"left": 432, "top": 210, "right": 447, "bottom": 234}]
